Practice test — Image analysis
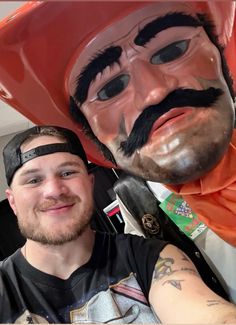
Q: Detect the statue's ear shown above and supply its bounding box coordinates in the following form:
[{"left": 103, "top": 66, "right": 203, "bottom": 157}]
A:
[
  {"left": 194, "top": 2, "right": 235, "bottom": 46},
  {"left": 206, "top": 2, "right": 235, "bottom": 46},
  {"left": 194, "top": 2, "right": 236, "bottom": 92}
]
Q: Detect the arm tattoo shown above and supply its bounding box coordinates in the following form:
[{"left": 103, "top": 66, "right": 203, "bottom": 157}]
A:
[
  {"left": 152, "top": 257, "right": 198, "bottom": 291},
  {"left": 162, "top": 279, "right": 184, "bottom": 290},
  {"left": 152, "top": 251, "right": 200, "bottom": 292},
  {"left": 207, "top": 299, "right": 228, "bottom": 307},
  {"left": 152, "top": 256, "right": 175, "bottom": 282}
]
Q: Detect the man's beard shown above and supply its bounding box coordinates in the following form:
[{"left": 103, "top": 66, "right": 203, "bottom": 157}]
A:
[{"left": 18, "top": 197, "right": 94, "bottom": 246}]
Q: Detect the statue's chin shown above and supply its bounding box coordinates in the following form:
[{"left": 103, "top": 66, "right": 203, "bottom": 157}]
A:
[{"left": 119, "top": 145, "right": 227, "bottom": 185}]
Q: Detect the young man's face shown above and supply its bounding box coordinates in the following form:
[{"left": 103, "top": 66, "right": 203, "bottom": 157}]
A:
[
  {"left": 6, "top": 136, "right": 94, "bottom": 245},
  {"left": 72, "top": 2, "right": 235, "bottom": 184}
]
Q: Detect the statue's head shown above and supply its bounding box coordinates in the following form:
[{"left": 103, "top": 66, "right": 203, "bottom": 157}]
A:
[{"left": 0, "top": 2, "right": 235, "bottom": 184}]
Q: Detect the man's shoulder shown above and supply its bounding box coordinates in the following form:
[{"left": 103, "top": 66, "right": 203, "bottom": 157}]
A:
[
  {"left": 0, "top": 253, "right": 16, "bottom": 294},
  {"left": 0, "top": 249, "right": 20, "bottom": 274}
]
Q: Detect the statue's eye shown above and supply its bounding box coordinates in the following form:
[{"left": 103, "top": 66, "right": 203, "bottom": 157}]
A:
[
  {"left": 151, "top": 39, "right": 190, "bottom": 65},
  {"left": 97, "top": 74, "right": 130, "bottom": 101}
]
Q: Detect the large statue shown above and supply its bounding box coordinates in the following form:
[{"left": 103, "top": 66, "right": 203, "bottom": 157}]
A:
[
  {"left": 0, "top": 1, "right": 235, "bottom": 244},
  {"left": 0, "top": 1, "right": 236, "bottom": 300}
]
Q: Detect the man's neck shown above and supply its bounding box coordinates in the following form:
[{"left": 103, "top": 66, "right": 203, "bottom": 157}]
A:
[{"left": 21, "top": 227, "right": 96, "bottom": 279}]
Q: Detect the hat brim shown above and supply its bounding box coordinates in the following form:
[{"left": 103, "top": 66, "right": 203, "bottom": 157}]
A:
[{"left": 0, "top": 1, "right": 235, "bottom": 167}]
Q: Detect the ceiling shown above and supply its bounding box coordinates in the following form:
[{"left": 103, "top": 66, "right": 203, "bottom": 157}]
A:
[{"left": 0, "top": 1, "right": 32, "bottom": 137}]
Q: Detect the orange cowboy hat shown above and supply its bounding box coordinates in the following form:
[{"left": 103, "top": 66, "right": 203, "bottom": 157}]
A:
[{"left": 0, "top": 1, "right": 235, "bottom": 166}]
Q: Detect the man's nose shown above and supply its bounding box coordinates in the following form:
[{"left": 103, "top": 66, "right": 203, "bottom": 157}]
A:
[
  {"left": 132, "top": 59, "right": 178, "bottom": 109},
  {"left": 42, "top": 178, "right": 69, "bottom": 199}
]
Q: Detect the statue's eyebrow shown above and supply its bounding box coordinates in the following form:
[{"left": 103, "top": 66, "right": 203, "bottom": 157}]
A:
[
  {"left": 74, "top": 46, "right": 122, "bottom": 106},
  {"left": 134, "top": 12, "right": 202, "bottom": 46},
  {"left": 74, "top": 12, "right": 202, "bottom": 106}
]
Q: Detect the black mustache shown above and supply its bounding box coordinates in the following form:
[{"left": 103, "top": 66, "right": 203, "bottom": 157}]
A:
[{"left": 120, "top": 87, "right": 223, "bottom": 156}]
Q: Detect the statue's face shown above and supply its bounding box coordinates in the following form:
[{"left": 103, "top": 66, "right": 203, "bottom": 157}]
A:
[{"left": 72, "top": 2, "right": 235, "bottom": 184}]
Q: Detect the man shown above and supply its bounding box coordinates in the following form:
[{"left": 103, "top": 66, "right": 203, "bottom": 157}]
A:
[
  {"left": 1, "top": 125, "right": 236, "bottom": 324},
  {"left": 0, "top": 0, "right": 236, "bottom": 304}
]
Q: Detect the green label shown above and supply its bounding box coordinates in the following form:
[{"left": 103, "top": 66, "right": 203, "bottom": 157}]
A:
[{"left": 159, "top": 193, "right": 207, "bottom": 240}]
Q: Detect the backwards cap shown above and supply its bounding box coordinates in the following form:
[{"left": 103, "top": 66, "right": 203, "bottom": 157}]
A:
[
  {"left": 0, "top": 2, "right": 235, "bottom": 167},
  {"left": 3, "top": 125, "right": 88, "bottom": 186}
]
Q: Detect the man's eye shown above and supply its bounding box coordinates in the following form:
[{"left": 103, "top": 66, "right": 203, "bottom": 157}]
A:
[
  {"left": 27, "top": 177, "right": 41, "bottom": 185},
  {"left": 61, "top": 171, "right": 76, "bottom": 178},
  {"left": 151, "top": 40, "right": 190, "bottom": 65},
  {"left": 97, "top": 74, "right": 130, "bottom": 101}
]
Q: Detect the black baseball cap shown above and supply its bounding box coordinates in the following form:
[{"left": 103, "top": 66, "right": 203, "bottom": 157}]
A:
[{"left": 3, "top": 125, "right": 88, "bottom": 186}]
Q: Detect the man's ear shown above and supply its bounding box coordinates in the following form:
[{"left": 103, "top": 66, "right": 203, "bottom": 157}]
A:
[
  {"left": 5, "top": 188, "right": 17, "bottom": 216},
  {"left": 88, "top": 173, "right": 95, "bottom": 189}
]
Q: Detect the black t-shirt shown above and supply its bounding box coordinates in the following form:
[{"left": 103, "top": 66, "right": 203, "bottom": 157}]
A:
[{"left": 0, "top": 232, "right": 167, "bottom": 323}]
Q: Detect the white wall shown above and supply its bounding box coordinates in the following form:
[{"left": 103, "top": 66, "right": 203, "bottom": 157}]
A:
[
  {"left": 0, "top": 1, "right": 31, "bottom": 201},
  {"left": 0, "top": 1, "right": 25, "bottom": 19}
]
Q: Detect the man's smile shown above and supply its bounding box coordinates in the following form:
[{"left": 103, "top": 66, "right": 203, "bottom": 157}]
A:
[{"left": 40, "top": 203, "right": 75, "bottom": 212}]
